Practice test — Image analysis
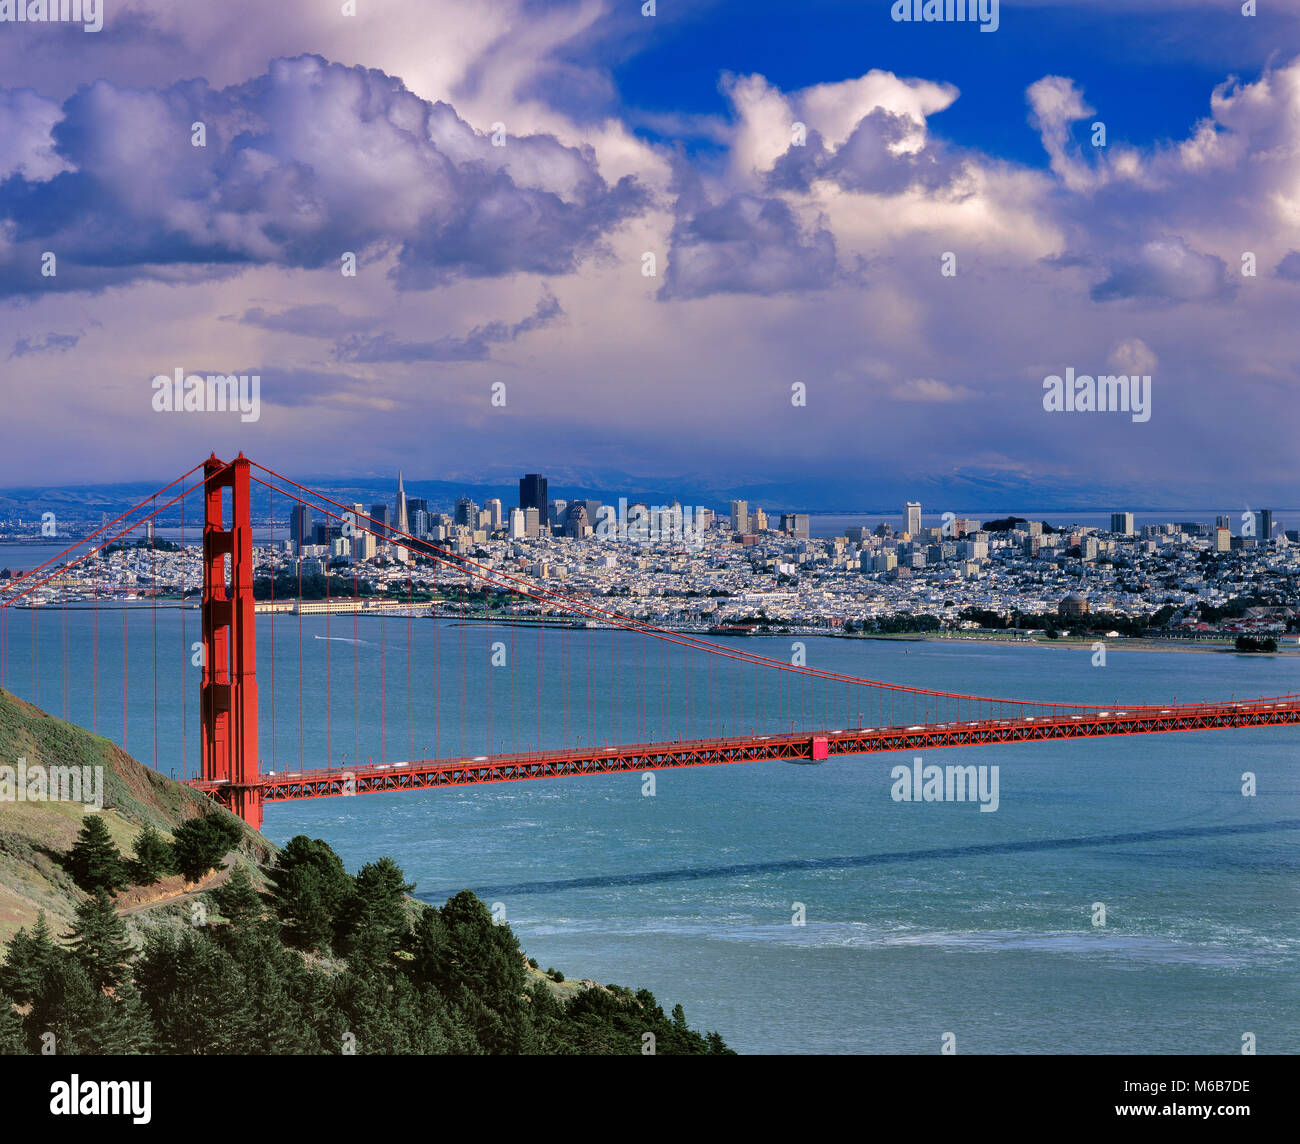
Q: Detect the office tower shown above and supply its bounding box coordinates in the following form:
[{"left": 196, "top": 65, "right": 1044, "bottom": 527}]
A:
[
  {"left": 485, "top": 498, "right": 503, "bottom": 529},
  {"left": 572, "top": 499, "right": 602, "bottom": 532},
  {"left": 780, "top": 513, "right": 810, "bottom": 539},
  {"left": 752, "top": 507, "right": 768, "bottom": 532},
  {"left": 406, "top": 497, "right": 427, "bottom": 516},
  {"left": 508, "top": 507, "right": 525, "bottom": 539},
  {"left": 1259, "top": 509, "right": 1274, "bottom": 541},
  {"left": 290, "top": 505, "right": 312, "bottom": 553},
  {"left": 454, "top": 495, "right": 477, "bottom": 528},
  {"left": 370, "top": 503, "right": 391, "bottom": 540},
  {"left": 905, "top": 502, "right": 922, "bottom": 536},
  {"left": 395, "top": 471, "right": 409, "bottom": 539},
  {"left": 520, "top": 474, "right": 548, "bottom": 515},
  {"left": 565, "top": 504, "right": 591, "bottom": 538},
  {"left": 411, "top": 509, "right": 429, "bottom": 539},
  {"left": 355, "top": 527, "right": 376, "bottom": 560},
  {"left": 730, "top": 500, "right": 748, "bottom": 533},
  {"left": 1110, "top": 512, "right": 1134, "bottom": 536},
  {"left": 524, "top": 507, "right": 541, "bottom": 539},
  {"left": 549, "top": 499, "right": 568, "bottom": 530},
  {"left": 1216, "top": 514, "right": 1231, "bottom": 531}
]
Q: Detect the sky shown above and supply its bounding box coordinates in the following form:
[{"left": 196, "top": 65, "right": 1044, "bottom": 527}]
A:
[{"left": 0, "top": 0, "right": 1298, "bottom": 511}]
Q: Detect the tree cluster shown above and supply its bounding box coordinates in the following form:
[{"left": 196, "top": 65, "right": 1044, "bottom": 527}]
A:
[{"left": 2, "top": 836, "right": 731, "bottom": 1056}]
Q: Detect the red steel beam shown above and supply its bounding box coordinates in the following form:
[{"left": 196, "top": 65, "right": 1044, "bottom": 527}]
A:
[{"left": 190, "top": 696, "right": 1300, "bottom": 811}]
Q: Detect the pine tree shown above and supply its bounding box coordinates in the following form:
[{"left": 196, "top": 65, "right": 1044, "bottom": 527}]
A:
[
  {"left": 211, "top": 865, "right": 263, "bottom": 925},
  {"left": 0, "top": 993, "right": 27, "bottom": 1054},
  {"left": 130, "top": 824, "right": 174, "bottom": 885},
  {"left": 135, "top": 929, "right": 254, "bottom": 1054},
  {"left": 25, "top": 958, "right": 149, "bottom": 1054},
  {"left": 68, "top": 888, "right": 133, "bottom": 990},
  {"left": 171, "top": 811, "right": 242, "bottom": 882},
  {"left": 0, "top": 912, "right": 63, "bottom": 1004},
  {"left": 67, "top": 814, "right": 128, "bottom": 893},
  {"left": 268, "top": 836, "right": 354, "bottom": 950},
  {"left": 340, "top": 856, "right": 414, "bottom": 957}
]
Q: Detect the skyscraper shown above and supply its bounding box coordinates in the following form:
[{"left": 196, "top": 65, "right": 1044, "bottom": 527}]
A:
[
  {"left": 454, "top": 495, "right": 478, "bottom": 528},
  {"left": 520, "top": 474, "right": 548, "bottom": 515},
  {"left": 290, "top": 504, "right": 312, "bottom": 554},
  {"left": 905, "top": 501, "right": 922, "bottom": 536},
  {"left": 395, "top": 471, "right": 409, "bottom": 539},
  {"left": 1110, "top": 512, "right": 1134, "bottom": 536},
  {"left": 370, "top": 504, "right": 391, "bottom": 541},
  {"left": 485, "top": 498, "right": 503, "bottom": 529},
  {"left": 730, "top": 500, "right": 748, "bottom": 533}
]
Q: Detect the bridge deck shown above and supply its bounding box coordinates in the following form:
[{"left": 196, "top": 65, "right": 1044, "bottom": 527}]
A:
[{"left": 187, "top": 696, "right": 1300, "bottom": 806}]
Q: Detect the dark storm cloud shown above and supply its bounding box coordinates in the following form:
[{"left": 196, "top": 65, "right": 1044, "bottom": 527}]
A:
[
  {"left": 659, "top": 161, "right": 838, "bottom": 301},
  {"left": 0, "top": 55, "right": 649, "bottom": 298},
  {"left": 768, "top": 110, "right": 968, "bottom": 197},
  {"left": 1276, "top": 251, "right": 1300, "bottom": 282},
  {"left": 1090, "top": 237, "right": 1235, "bottom": 304}
]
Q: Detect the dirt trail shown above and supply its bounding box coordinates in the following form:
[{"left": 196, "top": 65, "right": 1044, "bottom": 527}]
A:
[{"left": 115, "top": 853, "right": 237, "bottom": 917}]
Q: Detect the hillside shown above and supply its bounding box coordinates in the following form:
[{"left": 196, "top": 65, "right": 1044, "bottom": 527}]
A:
[
  {"left": 0, "top": 686, "right": 270, "bottom": 945},
  {"left": 0, "top": 687, "right": 732, "bottom": 1054}
]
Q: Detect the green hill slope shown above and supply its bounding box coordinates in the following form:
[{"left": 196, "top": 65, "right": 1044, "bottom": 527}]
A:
[{"left": 0, "top": 686, "right": 270, "bottom": 944}]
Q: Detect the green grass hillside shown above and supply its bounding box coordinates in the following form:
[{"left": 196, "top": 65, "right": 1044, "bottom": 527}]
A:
[
  {"left": 0, "top": 688, "right": 732, "bottom": 1054},
  {"left": 0, "top": 686, "right": 270, "bottom": 944}
]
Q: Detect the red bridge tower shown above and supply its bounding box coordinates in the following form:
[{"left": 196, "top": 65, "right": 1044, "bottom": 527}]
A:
[{"left": 200, "top": 454, "right": 262, "bottom": 828}]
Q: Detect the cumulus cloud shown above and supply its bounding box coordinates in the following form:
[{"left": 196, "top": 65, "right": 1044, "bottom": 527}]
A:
[
  {"left": 660, "top": 188, "right": 838, "bottom": 300},
  {"left": 1107, "top": 338, "right": 1158, "bottom": 376},
  {"left": 1276, "top": 251, "right": 1300, "bottom": 281},
  {"left": 1091, "top": 237, "right": 1233, "bottom": 303},
  {"left": 1026, "top": 75, "right": 1097, "bottom": 192},
  {"left": 0, "top": 55, "right": 649, "bottom": 298},
  {"left": 0, "top": 89, "right": 70, "bottom": 182},
  {"left": 768, "top": 111, "right": 969, "bottom": 197}
]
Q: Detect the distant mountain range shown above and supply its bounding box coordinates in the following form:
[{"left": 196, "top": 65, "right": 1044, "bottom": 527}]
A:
[{"left": 0, "top": 468, "right": 1293, "bottom": 526}]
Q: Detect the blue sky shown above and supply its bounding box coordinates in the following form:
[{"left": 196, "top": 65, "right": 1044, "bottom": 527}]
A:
[{"left": 0, "top": 0, "right": 1297, "bottom": 511}]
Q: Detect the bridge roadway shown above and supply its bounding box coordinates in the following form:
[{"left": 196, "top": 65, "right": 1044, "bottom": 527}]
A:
[{"left": 188, "top": 695, "right": 1300, "bottom": 807}]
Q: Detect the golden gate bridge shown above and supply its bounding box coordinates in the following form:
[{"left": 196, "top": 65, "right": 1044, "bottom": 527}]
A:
[{"left": 2, "top": 453, "right": 1297, "bottom": 830}]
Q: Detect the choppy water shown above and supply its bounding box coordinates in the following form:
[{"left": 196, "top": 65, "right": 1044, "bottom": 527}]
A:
[{"left": 1, "top": 611, "right": 1296, "bottom": 1053}]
